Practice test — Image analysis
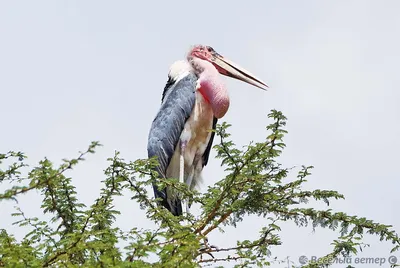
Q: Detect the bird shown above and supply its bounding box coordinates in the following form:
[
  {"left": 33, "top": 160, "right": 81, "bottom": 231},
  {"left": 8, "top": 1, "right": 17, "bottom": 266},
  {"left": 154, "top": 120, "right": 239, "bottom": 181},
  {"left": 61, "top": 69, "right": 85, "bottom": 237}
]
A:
[{"left": 147, "top": 45, "right": 268, "bottom": 216}]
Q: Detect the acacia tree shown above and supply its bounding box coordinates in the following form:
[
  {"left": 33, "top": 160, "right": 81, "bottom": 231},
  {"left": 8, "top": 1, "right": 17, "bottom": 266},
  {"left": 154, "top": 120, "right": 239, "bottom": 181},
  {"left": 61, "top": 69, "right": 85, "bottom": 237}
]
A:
[{"left": 0, "top": 110, "right": 399, "bottom": 267}]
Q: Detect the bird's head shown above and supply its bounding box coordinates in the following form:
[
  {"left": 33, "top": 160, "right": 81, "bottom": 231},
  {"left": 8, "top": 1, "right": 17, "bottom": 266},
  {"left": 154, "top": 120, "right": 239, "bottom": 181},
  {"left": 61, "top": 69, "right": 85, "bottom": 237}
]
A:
[{"left": 188, "top": 44, "right": 268, "bottom": 90}]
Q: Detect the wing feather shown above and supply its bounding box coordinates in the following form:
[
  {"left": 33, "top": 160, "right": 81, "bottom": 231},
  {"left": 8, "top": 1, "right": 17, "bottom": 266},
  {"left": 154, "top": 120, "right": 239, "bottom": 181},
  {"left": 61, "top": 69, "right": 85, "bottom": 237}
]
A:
[{"left": 147, "top": 72, "right": 197, "bottom": 215}]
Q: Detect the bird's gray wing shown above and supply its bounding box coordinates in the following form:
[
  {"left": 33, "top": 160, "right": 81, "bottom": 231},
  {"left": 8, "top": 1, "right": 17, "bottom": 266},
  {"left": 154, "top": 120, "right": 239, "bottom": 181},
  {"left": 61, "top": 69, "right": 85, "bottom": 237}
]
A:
[{"left": 147, "top": 72, "right": 197, "bottom": 215}]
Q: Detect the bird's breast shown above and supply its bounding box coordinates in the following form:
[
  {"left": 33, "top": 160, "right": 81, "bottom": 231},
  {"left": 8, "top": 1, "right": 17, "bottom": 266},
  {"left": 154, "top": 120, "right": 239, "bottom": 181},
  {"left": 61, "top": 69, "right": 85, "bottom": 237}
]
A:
[
  {"left": 181, "top": 91, "right": 214, "bottom": 163},
  {"left": 166, "top": 91, "right": 214, "bottom": 183},
  {"left": 185, "top": 91, "right": 214, "bottom": 148}
]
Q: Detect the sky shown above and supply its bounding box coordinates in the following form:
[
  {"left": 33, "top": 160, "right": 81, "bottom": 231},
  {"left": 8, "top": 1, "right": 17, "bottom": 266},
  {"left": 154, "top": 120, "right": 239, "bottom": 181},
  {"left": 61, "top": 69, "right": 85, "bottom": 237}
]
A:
[{"left": 1, "top": 1, "right": 399, "bottom": 267}]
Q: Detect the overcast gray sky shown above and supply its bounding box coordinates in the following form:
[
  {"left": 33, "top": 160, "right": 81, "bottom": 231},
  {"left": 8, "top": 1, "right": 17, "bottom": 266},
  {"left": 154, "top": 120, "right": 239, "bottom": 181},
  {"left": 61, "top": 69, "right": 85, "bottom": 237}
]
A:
[{"left": 1, "top": 1, "right": 399, "bottom": 267}]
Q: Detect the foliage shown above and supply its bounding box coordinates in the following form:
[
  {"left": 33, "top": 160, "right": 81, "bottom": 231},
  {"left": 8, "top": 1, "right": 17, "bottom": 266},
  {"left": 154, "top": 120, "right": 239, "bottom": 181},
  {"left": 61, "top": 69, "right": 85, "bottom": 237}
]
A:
[{"left": 0, "top": 110, "right": 399, "bottom": 267}]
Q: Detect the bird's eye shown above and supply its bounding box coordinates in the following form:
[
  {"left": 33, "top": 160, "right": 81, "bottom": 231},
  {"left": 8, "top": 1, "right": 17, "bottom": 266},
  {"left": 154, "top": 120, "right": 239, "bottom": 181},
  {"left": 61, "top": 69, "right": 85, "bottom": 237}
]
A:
[{"left": 207, "top": 46, "right": 214, "bottom": 52}]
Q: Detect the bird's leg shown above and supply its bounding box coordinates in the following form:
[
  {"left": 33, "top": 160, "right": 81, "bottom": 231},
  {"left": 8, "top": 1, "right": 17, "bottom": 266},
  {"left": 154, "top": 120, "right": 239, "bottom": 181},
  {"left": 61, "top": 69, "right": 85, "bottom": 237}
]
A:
[
  {"left": 184, "top": 154, "right": 200, "bottom": 214},
  {"left": 179, "top": 142, "right": 186, "bottom": 185},
  {"left": 179, "top": 140, "right": 187, "bottom": 214},
  {"left": 185, "top": 155, "right": 198, "bottom": 189},
  {"left": 184, "top": 172, "right": 193, "bottom": 215},
  {"left": 185, "top": 200, "right": 190, "bottom": 215}
]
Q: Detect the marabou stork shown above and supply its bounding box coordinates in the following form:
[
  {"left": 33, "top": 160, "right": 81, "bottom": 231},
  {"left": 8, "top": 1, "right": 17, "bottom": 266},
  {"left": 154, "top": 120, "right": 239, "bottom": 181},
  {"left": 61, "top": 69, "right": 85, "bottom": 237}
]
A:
[{"left": 147, "top": 45, "right": 268, "bottom": 216}]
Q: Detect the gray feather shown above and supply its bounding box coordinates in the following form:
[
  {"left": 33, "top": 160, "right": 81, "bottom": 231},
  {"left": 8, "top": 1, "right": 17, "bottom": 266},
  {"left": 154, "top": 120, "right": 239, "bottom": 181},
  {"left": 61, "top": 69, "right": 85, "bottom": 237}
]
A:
[{"left": 147, "top": 72, "right": 197, "bottom": 215}]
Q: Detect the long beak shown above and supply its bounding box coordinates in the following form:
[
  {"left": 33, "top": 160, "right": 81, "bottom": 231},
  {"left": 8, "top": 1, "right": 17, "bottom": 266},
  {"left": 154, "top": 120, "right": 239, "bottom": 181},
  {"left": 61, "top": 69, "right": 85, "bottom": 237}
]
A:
[{"left": 211, "top": 54, "right": 269, "bottom": 90}]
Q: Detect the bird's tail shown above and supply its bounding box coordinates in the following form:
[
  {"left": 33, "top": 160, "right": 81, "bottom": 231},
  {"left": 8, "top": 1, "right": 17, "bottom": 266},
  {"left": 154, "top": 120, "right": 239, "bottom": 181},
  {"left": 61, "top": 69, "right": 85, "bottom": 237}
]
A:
[{"left": 152, "top": 184, "right": 182, "bottom": 216}]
